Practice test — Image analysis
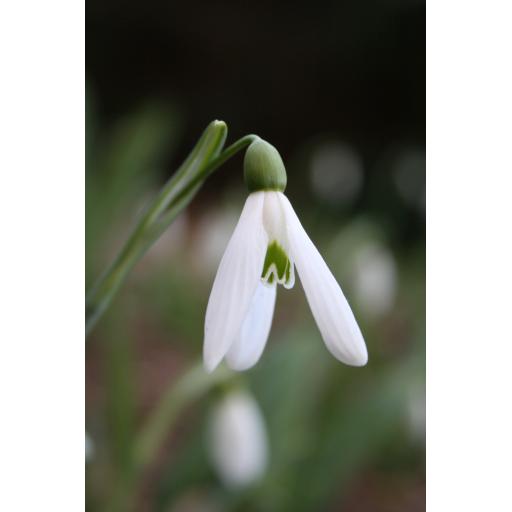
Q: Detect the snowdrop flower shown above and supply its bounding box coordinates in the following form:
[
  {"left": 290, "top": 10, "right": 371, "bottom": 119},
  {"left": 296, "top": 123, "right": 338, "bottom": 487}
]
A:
[
  {"left": 353, "top": 242, "right": 397, "bottom": 318},
  {"left": 204, "top": 138, "right": 368, "bottom": 372},
  {"left": 208, "top": 389, "right": 268, "bottom": 488}
]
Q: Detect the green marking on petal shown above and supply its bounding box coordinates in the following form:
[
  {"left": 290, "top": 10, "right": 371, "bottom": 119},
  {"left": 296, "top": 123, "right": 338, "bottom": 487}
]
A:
[
  {"left": 261, "top": 241, "right": 294, "bottom": 287},
  {"left": 285, "top": 258, "right": 291, "bottom": 283}
]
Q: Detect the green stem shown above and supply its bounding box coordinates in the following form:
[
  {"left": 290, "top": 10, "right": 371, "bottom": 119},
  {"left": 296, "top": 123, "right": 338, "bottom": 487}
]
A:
[
  {"left": 133, "top": 363, "right": 233, "bottom": 470},
  {"left": 85, "top": 122, "right": 257, "bottom": 337},
  {"left": 149, "top": 134, "right": 258, "bottom": 240},
  {"left": 105, "top": 363, "right": 234, "bottom": 511}
]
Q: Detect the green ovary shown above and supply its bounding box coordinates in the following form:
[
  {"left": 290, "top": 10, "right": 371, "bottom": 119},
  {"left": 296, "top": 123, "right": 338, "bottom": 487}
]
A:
[{"left": 261, "top": 241, "right": 292, "bottom": 285}]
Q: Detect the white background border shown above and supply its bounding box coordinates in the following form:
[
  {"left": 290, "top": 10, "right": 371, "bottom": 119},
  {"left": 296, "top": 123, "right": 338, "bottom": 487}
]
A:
[
  {"left": 0, "top": 0, "right": 84, "bottom": 510},
  {"left": 427, "top": 0, "right": 512, "bottom": 510}
]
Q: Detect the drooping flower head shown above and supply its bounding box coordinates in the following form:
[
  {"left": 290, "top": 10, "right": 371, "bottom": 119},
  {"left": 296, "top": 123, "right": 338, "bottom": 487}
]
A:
[
  {"left": 204, "top": 138, "right": 368, "bottom": 372},
  {"left": 208, "top": 389, "right": 268, "bottom": 488}
]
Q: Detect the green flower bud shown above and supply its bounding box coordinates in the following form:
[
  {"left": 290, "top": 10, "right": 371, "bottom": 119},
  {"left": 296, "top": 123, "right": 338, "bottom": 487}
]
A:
[{"left": 244, "top": 138, "right": 287, "bottom": 193}]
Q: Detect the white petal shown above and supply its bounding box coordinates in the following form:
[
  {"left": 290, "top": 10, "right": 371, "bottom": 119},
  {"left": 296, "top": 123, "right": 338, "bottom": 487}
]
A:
[
  {"left": 226, "top": 282, "right": 277, "bottom": 371},
  {"left": 278, "top": 193, "right": 368, "bottom": 366},
  {"left": 204, "top": 192, "right": 268, "bottom": 372}
]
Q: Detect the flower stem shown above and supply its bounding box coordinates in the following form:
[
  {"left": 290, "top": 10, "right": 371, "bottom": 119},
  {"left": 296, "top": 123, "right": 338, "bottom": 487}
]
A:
[
  {"left": 85, "top": 121, "right": 257, "bottom": 337},
  {"left": 133, "top": 363, "right": 233, "bottom": 470},
  {"left": 104, "top": 363, "right": 234, "bottom": 511}
]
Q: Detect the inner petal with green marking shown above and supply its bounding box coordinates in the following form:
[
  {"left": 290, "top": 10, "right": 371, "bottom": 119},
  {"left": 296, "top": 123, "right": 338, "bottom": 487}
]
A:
[{"left": 261, "top": 240, "right": 295, "bottom": 289}]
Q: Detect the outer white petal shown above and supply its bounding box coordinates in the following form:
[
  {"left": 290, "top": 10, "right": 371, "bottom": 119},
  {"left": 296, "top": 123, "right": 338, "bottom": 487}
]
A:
[
  {"left": 226, "top": 282, "right": 277, "bottom": 371},
  {"left": 204, "top": 192, "right": 268, "bottom": 372},
  {"left": 278, "top": 193, "right": 368, "bottom": 366}
]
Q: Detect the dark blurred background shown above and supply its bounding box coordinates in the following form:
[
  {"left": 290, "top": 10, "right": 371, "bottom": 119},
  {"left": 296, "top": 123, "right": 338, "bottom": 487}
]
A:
[{"left": 86, "top": 0, "right": 425, "bottom": 510}]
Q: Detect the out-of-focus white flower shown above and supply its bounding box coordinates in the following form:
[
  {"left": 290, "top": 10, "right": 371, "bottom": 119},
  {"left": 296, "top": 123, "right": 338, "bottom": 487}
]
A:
[
  {"left": 208, "top": 390, "right": 268, "bottom": 488},
  {"left": 406, "top": 385, "right": 426, "bottom": 443},
  {"left": 203, "top": 138, "right": 368, "bottom": 372},
  {"left": 310, "top": 141, "right": 363, "bottom": 205},
  {"left": 85, "top": 432, "right": 94, "bottom": 462},
  {"left": 353, "top": 243, "right": 397, "bottom": 318}
]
